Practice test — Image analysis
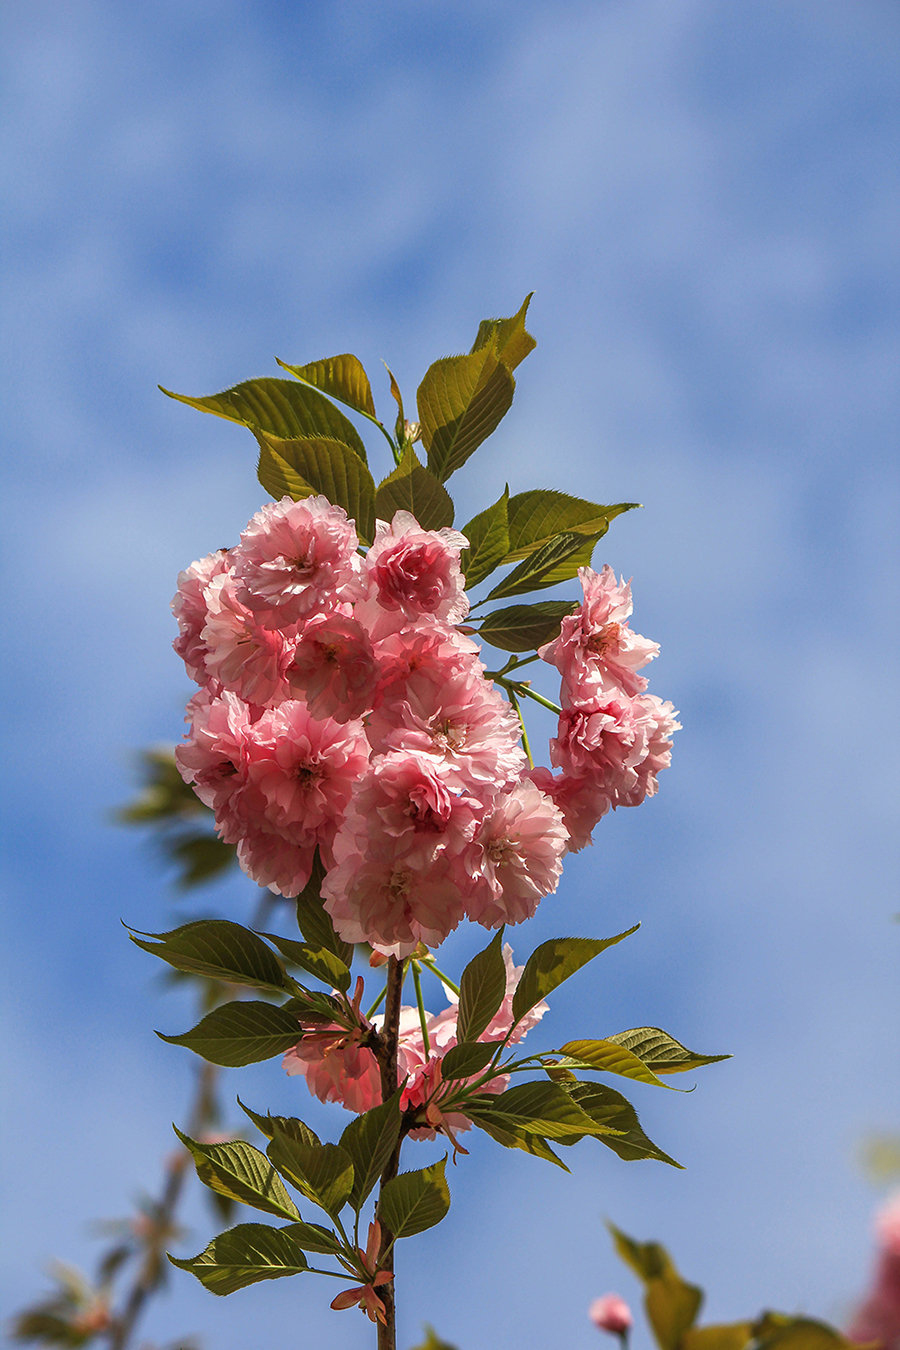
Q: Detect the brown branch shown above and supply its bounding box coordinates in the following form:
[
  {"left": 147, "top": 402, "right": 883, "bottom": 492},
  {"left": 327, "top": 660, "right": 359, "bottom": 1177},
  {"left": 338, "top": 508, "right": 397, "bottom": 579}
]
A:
[{"left": 375, "top": 956, "right": 405, "bottom": 1350}]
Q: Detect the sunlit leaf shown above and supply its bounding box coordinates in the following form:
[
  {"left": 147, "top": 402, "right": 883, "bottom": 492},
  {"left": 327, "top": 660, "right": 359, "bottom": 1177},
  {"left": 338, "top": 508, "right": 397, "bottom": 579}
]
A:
[
  {"left": 174, "top": 1129, "right": 299, "bottom": 1222},
  {"left": 418, "top": 347, "right": 515, "bottom": 482},
  {"left": 478, "top": 600, "right": 577, "bottom": 653},
  {"left": 440, "top": 1040, "right": 500, "bottom": 1080},
  {"left": 460, "top": 488, "right": 510, "bottom": 588},
  {"left": 504, "top": 490, "right": 639, "bottom": 562},
  {"left": 469, "top": 1081, "right": 618, "bottom": 1140},
  {"left": 160, "top": 376, "right": 367, "bottom": 460},
  {"left": 157, "top": 1001, "right": 301, "bottom": 1067},
  {"left": 294, "top": 855, "right": 354, "bottom": 968},
  {"left": 559, "top": 1039, "right": 673, "bottom": 1089},
  {"left": 340, "top": 1092, "right": 403, "bottom": 1210},
  {"left": 280, "top": 1221, "right": 344, "bottom": 1256},
  {"left": 169, "top": 1223, "right": 308, "bottom": 1295},
  {"left": 570, "top": 1083, "right": 682, "bottom": 1167},
  {"left": 468, "top": 1113, "right": 568, "bottom": 1169},
  {"left": 470, "top": 294, "right": 536, "bottom": 372},
  {"left": 373, "top": 444, "right": 455, "bottom": 530},
  {"left": 378, "top": 1157, "right": 450, "bottom": 1239},
  {"left": 129, "top": 919, "right": 289, "bottom": 993},
  {"left": 605, "top": 1028, "right": 730, "bottom": 1075},
  {"left": 267, "top": 1131, "right": 354, "bottom": 1219},
  {"left": 457, "top": 929, "right": 507, "bottom": 1044},
  {"left": 259, "top": 932, "right": 351, "bottom": 994},
  {"left": 512, "top": 928, "right": 639, "bottom": 1024},
  {"left": 236, "top": 1099, "right": 319, "bottom": 1148},
  {"left": 256, "top": 432, "right": 376, "bottom": 543},
  {"left": 485, "top": 530, "right": 600, "bottom": 602},
  {"left": 276, "top": 353, "right": 376, "bottom": 419}
]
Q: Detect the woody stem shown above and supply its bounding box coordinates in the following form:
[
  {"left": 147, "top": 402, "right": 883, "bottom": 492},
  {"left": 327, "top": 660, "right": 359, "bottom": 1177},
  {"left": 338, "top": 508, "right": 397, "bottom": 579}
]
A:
[{"left": 375, "top": 956, "right": 405, "bottom": 1350}]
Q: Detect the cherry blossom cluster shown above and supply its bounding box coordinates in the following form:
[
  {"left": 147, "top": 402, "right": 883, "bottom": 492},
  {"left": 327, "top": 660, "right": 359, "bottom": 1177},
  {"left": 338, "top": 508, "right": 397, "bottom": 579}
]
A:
[
  {"left": 171, "top": 493, "right": 676, "bottom": 957},
  {"left": 283, "top": 945, "right": 547, "bottom": 1143}
]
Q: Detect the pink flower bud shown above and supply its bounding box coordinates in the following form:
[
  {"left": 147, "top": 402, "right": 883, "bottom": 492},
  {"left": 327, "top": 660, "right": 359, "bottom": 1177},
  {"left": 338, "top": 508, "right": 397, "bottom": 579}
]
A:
[{"left": 589, "top": 1294, "right": 633, "bottom": 1337}]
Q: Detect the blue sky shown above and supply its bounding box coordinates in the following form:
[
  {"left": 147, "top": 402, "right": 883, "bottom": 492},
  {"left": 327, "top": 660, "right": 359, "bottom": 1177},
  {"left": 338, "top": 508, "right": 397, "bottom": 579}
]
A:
[{"left": 2, "top": 2, "right": 898, "bottom": 1347}]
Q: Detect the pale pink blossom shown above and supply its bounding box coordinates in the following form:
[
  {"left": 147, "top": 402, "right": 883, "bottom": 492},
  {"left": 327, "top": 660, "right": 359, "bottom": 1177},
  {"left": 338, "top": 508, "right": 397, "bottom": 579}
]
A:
[
  {"left": 466, "top": 781, "right": 568, "bottom": 928},
  {"left": 525, "top": 765, "right": 608, "bottom": 852},
  {"left": 849, "top": 1192, "right": 900, "bottom": 1350},
  {"left": 322, "top": 851, "right": 467, "bottom": 958},
  {"left": 541, "top": 565, "right": 658, "bottom": 702},
  {"left": 550, "top": 693, "right": 679, "bottom": 812},
  {"left": 174, "top": 690, "right": 266, "bottom": 844},
  {"left": 365, "top": 510, "right": 469, "bottom": 622},
  {"left": 171, "top": 549, "right": 232, "bottom": 687},
  {"left": 283, "top": 1027, "right": 381, "bottom": 1115},
  {"left": 232, "top": 495, "right": 362, "bottom": 625},
  {"left": 285, "top": 611, "right": 377, "bottom": 722},
  {"left": 589, "top": 1295, "right": 633, "bottom": 1337},
  {"left": 201, "top": 573, "right": 294, "bottom": 707}
]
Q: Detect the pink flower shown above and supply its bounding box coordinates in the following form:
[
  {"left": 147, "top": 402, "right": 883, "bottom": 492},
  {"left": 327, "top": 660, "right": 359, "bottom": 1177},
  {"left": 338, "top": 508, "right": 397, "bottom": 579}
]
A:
[
  {"left": 466, "top": 781, "right": 568, "bottom": 928},
  {"left": 235, "top": 825, "right": 318, "bottom": 896},
  {"left": 550, "top": 694, "right": 679, "bottom": 812},
  {"left": 541, "top": 565, "right": 658, "bottom": 702},
  {"left": 175, "top": 690, "right": 267, "bottom": 844},
  {"left": 283, "top": 1029, "right": 382, "bottom": 1116},
  {"left": 849, "top": 1192, "right": 900, "bottom": 1350},
  {"left": 232, "top": 495, "right": 362, "bottom": 626},
  {"left": 365, "top": 510, "right": 469, "bottom": 622},
  {"left": 322, "top": 851, "right": 467, "bottom": 958},
  {"left": 330, "top": 1220, "right": 392, "bottom": 1325},
  {"left": 525, "top": 765, "right": 609, "bottom": 852},
  {"left": 201, "top": 573, "right": 293, "bottom": 707},
  {"left": 589, "top": 1294, "right": 633, "bottom": 1337},
  {"left": 171, "top": 549, "right": 232, "bottom": 687},
  {"left": 285, "top": 611, "right": 377, "bottom": 721}
]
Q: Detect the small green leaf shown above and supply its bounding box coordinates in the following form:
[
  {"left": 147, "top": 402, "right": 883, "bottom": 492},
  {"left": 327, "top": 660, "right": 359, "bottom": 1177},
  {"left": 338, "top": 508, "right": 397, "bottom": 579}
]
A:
[
  {"left": 469, "top": 1081, "right": 617, "bottom": 1140},
  {"left": 607, "top": 1223, "right": 703, "bottom": 1350},
  {"left": 159, "top": 376, "right": 367, "bottom": 461},
  {"left": 259, "top": 932, "right": 351, "bottom": 994},
  {"left": 570, "top": 1083, "right": 682, "bottom": 1167},
  {"left": 469, "top": 1113, "right": 568, "bottom": 1170},
  {"left": 470, "top": 294, "right": 536, "bottom": 372},
  {"left": 752, "top": 1313, "right": 860, "bottom": 1350},
  {"left": 504, "top": 490, "right": 639, "bottom": 563},
  {"left": 237, "top": 1099, "right": 319, "bottom": 1148},
  {"left": 682, "top": 1325, "right": 755, "bottom": 1350},
  {"left": 280, "top": 1221, "right": 344, "bottom": 1256},
  {"left": 373, "top": 443, "right": 455, "bottom": 530},
  {"left": 410, "top": 1326, "right": 461, "bottom": 1350},
  {"left": 281, "top": 988, "right": 348, "bottom": 1025},
  {"left": 174, "top": 1129, "right": 299, "bottom": 1221},
  {"left": 605, "top": 1028, "right": 730, "bottom": 1075},
  {"left": 294, "top": 856, "right": 354, "bottom": 968},
  {"left": 256, "top": 432, "right": 376, "bottom": 543},
  {"left": 378, "top": 1157, "right": 450, "bottom": 1239},
  {"left": 418, "top": 347, "right": 515, "bottom": 482},
  {"left": 478, "top": 600, "right": 577, "bottom": 653},
  {"left": 460, "top": 488, "right": 510, "bottom": 588},
  {"left": 267, "top": 1130, "right": 354, "bottom": 1219},
  {"left": 157, "top": 1001, "right": 301, "bottom": 1067},
  {"left": 340, "top": 1091, "right": 403, "bottom": 1210},
  {"left": 512, "top": 928, "right": 639, "bottom": 1024},
  {"left": 169, "top": 1222, "right": 308, "bottom": 1296},
  {"left": 129, "top": 920, "right": 289, "bottom": 993},
  {"left": 558, "top": 1039, "right": 672, "bottom": 1089},
  {"left": 440, "top": 1040, "right": 500, "bottom": 1080},
  {"left": 276, "top": 353, "right": 377, "bottom": 419},
  {"left": 457, "top": 929, "right": 507, "bottom": 1044},
  {"left": 486, "top": 530, "right": 600, "bottom": 602},
  {"left": 385, "top": 363, "right": 405, "bottom": 442}
]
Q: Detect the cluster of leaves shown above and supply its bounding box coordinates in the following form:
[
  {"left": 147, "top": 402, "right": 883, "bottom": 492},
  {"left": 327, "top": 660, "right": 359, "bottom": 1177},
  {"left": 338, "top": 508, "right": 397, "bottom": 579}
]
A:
[
  {"left": 130, "top": 879, "right": 726, "bottom": 1298},
  {"left": 608, "top": 1225, "right": 865, "bottom": 1350},
  {"left": 161, "top": 296, "right": 639, "bottom": 659},
  {"left": 117, "top": 749, "right": 235, "bottom": 891}
]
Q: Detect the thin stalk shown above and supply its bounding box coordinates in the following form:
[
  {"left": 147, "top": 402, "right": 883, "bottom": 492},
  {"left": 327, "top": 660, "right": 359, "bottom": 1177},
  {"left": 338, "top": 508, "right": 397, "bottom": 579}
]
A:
[
  {"left": 375, "top": 957, "right": 405, "bottom": 1350},
  {"left": 411, "top": 961, "right": 431, "bottom": 1056},
  {"left": 420, "top": 958, "right": 460, "bottom": 997},
  {"left": 507, "top": 686, "right": 534, "bottom": 769},
  {"left": 508, "top": 680, "right": 562, "bottom": 716}
]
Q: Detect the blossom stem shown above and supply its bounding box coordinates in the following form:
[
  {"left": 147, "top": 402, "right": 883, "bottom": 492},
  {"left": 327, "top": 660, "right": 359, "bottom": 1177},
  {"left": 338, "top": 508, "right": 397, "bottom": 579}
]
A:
[
  {"left": 420, "top": 957, "right": 460, "bottom": 997},
  {"left": 506, "top": 686, "right": 535, "bottom": 769},
  {"left": 411, "top": 961, "right": 431, "bottom": 1056},
  {"left": 365, "top": 984, "right": 388, "bottom": 1020},
  {"left": 509, "top": 680, "right": 562, "bottom": 716}
]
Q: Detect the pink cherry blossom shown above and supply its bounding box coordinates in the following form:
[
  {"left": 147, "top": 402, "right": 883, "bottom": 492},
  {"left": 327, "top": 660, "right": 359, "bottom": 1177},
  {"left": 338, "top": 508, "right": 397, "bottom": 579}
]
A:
[
  {"left": 231, "top": 494, "right": 362, "bottom": 626},
  {"left": 174, "top": 690, "right": 267, "bottom": 845},
  {"left": 285, "top": 610, "right": 378, "bottom": 722},
  {"left": 849, "top": 1191, "right": 900, "bottom": 1350},
  {"left": 365, "top": 510, "right": 469, "bottom": 622},
  {"left": 540, "top": 565, "right": 658, "bottom": 702},
  {"left": 550, "top": 693, "right": 679, "bottom": 812},
  {"left": 235, "top": 825, "right": 318, "bottom": 896},
  {"left": 589, "top": 1294, "right": 633, "bottom": 1337},
  {"left": 171, "top": 548, "right": 232, "bottom": 687},
  {"left": 466, "top": 781, "right": 568, "bottom": 928},
  {"left": 322, "top": 851, "right": 468, "bottom": 958},
  {"left": 201, "top": 572, "right": 294, "bottom": 707},
  {"left": 525, "top": 765, "right": 609, "bottom": 852},
  {"left": 283, "top": 1026, "right": 382, "bottom": 1115}
]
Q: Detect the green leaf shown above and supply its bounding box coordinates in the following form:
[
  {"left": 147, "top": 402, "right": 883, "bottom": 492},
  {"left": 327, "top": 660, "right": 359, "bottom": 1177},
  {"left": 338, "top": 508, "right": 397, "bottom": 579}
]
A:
[
  {"left": 468, "top": 1081, "right": 617, "bottom": 1140},
  {"left": 570, "top": 1083, "right": 682, "bottom": 1167},
  {"left": 460, "top": 488, "right": 510, "bottom": 588},
  {"left": 281, "top": 988, "right": 349, "bottom": 1025},
  {"left": 418, "top": 346, "right": 515, "bottom": 482},
  {"left": 174, "top": 1129, "right": 299, "bottom": 1222},
  {"left": 169, "top": 1222, "right": 308, "bottom": 1296},
  {"left": 512, "top": 927, "right": 639, "bottom": 1024},
  {"left": 470, "top": 294, "right": 536, "bottom": 372},
  {"left": 129, "top": 920, "right": 289, "bottom": 993},
  {"left": 607, "top": 1223, "right": 703, "bottom": 1350},
  {"left": 558, "top": 1038, "right": 672, "bottom": 1089},
  {"left": 440, "top": 1040, "right": 500, "bottom": 1080},
  {"left": 256, "top": 432, "right": 376, "bottom": 543},
  {"left": 267, "top": 1131, "right": 354, "bottom": 1219},
  {"left": 410, "top": 1327, "right": 461, "bottom": 1350},
  {"left": 340, "top": 1091, "right": 403, "bottom": 1210},
  {"left": 169, "top": 832, "right": 236, "bottom": 889},
  {"left": 276, "top": 353, "right": 377, "bottom": 419},
  {"left": 280, "top": 1221, "right": 344, "bottom": 1256},
  {"left": 468, "top": 1112, "right": 568, "bottom": 1169},
  {"left": 457, "top": 929, "right": 507, "bottom": 1044},
  {"left": 378, "top": 1157, "right": 450, "bottom": 1239},
  {"left": 605, "top": 1028, "right": 731, "bottom": 1075},
  {"left": 682, "top": 1325, "right": 755, "bottom": 1350},
  {"left": 752, "top": 1313, "right": 860, "bottom": 1350},
  {"left": 373, "top": 443, "right": 455, "bottom": 530},
  {"left": 236, "top": 1099, "right": 319, "bottom": 1148},
  {"left": 485, "top": 530, "right": 600, "bottom": 602},
  {"left": 478, "top": 600, "right": 577, "bottom": 653},
  {"left": 384, "top": 363, "right": 405, "bottom": 442},
  {"left": 259, "top": 932, "right": 351, "bottom": 994},
  {"left": 157, "top": 1001, "right": 301, "bottom": 1067},
  {"left": 294, "top": 856, "right": 355, "bottom": 968},
  {"left": 159, "top": 376, "right": 367, "bottom": 461},
  {"left": 504, "top": 490, "right": 639, "bottom": 563}
]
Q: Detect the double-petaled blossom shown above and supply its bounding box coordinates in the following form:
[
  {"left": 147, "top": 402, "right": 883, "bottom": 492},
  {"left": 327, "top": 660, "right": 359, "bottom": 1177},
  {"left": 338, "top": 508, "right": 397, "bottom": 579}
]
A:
[
  {"left": 540, "top": 565, "right": 658, "bottom": 701},
  {"left": 465, "top": 781, "right": 568, "bottom": 928},
  {"left": 171, "top": 548, "right": 232, "bottom": 688},
  {"left": 364, "top": 510, "right": 469, "bottom": 622},
  {"left": 285, "top": 610, "right": 377, "bottom": 721}
]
